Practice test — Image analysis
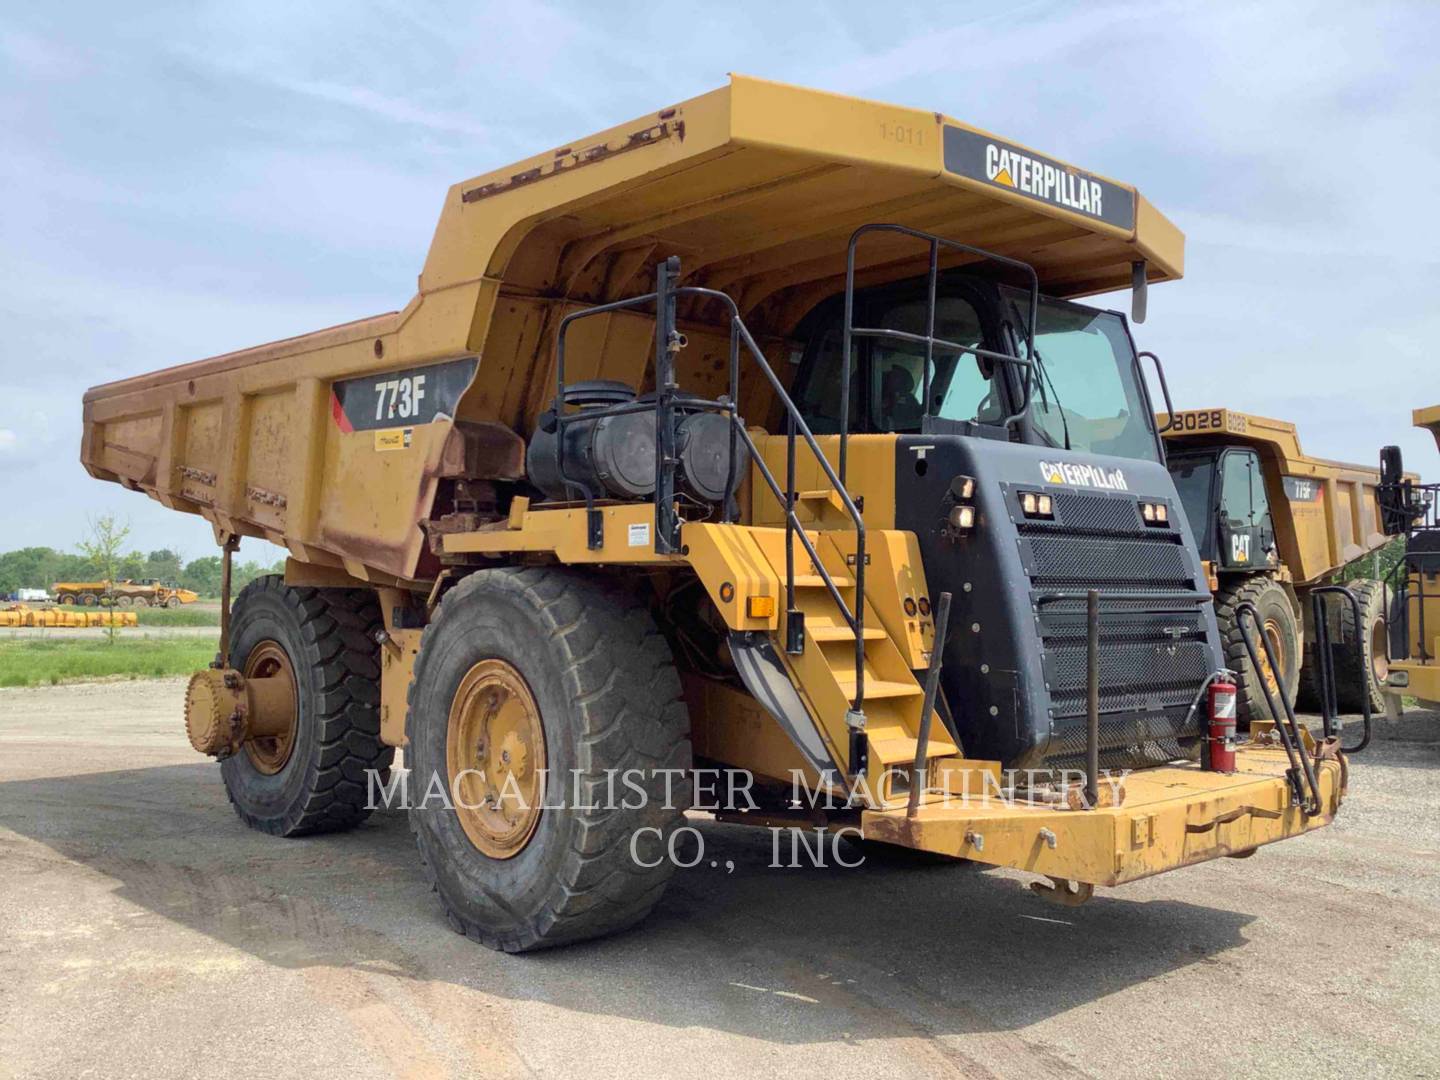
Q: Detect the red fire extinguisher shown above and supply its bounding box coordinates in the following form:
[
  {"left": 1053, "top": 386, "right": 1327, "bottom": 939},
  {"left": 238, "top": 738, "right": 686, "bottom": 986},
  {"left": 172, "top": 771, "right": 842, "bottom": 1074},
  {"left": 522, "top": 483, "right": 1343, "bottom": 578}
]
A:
[{"left": 1206, "top": 679, "right": 1238, "bottom": 773}]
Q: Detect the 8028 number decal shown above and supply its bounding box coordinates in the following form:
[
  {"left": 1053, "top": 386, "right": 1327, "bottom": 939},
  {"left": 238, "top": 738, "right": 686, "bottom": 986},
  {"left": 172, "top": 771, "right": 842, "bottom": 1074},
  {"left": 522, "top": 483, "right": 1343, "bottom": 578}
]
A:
[{"left": 1171, "top": 409, "right": 1240, "bottom": 433}]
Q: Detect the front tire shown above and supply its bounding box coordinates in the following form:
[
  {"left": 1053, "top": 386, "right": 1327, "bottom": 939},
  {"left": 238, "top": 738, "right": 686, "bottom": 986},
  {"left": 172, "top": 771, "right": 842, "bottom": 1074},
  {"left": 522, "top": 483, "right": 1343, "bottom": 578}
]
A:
[
  {"left": 1216, "top": 575, "right": 1300, "bottom": 723},
  {"left": 220, "top": 576, "right": 392, "bottom": 837},
  {"left": 406, "top": 567, "right": 692, "bottom": 952}
]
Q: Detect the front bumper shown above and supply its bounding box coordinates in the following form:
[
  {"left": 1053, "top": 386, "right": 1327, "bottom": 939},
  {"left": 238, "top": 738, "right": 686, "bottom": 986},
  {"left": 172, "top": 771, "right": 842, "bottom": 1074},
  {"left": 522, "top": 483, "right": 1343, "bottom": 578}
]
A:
[{"left": 860, "top": 745, "right": 1344, "bottom": 887}]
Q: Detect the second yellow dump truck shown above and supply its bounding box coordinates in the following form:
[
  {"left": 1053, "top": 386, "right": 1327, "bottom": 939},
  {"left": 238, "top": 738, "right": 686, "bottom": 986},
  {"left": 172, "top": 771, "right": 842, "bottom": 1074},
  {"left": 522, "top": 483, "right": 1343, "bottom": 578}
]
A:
[
  {"left": 80, "top": 77, "right": 1348, "bottom": 951},
  {"left": 1161, "top": 410, "right": 1401, "bottom": 719}
]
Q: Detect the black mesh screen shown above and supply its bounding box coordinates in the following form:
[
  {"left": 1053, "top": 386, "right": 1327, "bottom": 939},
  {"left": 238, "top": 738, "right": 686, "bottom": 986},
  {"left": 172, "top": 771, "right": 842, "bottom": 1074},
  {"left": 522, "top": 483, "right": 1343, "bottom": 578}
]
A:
[
  {"left": 1021, "top": 491, "right": 1208, "bottom": 770},
  {"left": 1027, "top": 534, "right": 1191, "bottom": 587}
]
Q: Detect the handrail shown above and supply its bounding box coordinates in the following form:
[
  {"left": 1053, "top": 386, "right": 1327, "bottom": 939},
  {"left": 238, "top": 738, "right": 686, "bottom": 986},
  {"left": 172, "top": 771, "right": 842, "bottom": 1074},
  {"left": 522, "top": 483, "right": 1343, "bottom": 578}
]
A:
[
  {"left": 1234, "top": 599, "right": 1324, "bottom": 816},
  {"left": 840, "top": 223, "right": 1043, "bottom": 485},
  {"left": 1309, "top": 585, "right": 1372, "bottom": 753},
  {"left": 549, "top": 261, "right": 872, "bottom": 761},
  {"left": 1383, "top": 479, "right": 1440, "bottom": 664}
]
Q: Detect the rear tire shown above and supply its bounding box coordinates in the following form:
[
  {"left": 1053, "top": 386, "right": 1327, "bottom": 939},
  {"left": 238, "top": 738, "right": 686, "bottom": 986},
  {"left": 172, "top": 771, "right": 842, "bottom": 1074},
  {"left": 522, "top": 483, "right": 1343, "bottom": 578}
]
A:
[
  {"left": 1333, "top": 579, "right": 1388, "bottom": 714},
  {"left": 406, "top": 567, "right": 692, "bottom": 952},
  {"left": 1215, "top": 575, "right": 1300, "bottom": 723},
  {"left": 80, "top": 593, "right": 98, "bottom": 607},
  {"left": 220, "top": 576, "right": 392, "bottom": 837}
]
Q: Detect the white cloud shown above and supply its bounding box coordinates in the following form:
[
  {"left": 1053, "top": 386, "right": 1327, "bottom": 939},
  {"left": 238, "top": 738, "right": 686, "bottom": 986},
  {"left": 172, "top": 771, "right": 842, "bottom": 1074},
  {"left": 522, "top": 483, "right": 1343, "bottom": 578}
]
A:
[
  {"left": 231, "top": 71, "right": 491, "bottom": 137},
  {"left": 0, "top": 429, "right": 17, "bottom": 451}
]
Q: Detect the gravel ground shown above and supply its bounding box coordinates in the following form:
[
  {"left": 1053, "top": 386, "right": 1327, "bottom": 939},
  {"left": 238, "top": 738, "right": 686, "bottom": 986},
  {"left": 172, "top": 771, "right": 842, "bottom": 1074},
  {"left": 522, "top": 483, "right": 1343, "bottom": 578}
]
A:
[{"left": 0, "top": 678, "right": 1436, "bottom": 1079}]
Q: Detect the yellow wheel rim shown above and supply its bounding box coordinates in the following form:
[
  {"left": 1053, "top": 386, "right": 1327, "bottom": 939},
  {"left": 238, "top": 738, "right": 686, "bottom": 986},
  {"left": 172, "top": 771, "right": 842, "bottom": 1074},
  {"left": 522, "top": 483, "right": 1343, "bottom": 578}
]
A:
[
  {"left": 1260, "top": 617, "right": 1288, "bottom": 698},
  {"left": 1370, "top": 618, "right": 1389, "bottom": 683},
  {"left": 243, "top": 641, "right": 298, "bottom": 775},
  {"left": 447, "top": 659, "right": 546, "bottom": 860}
]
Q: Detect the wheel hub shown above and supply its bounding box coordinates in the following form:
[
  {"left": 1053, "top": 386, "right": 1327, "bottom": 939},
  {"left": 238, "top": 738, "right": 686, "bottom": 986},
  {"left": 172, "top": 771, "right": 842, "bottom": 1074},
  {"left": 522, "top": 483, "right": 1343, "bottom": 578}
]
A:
[
  {"left": 243, "top": 641, "right": 298, "bottom": 774},
  {"left": 447, "top": 659, "right": 546, "bottom": 859}
]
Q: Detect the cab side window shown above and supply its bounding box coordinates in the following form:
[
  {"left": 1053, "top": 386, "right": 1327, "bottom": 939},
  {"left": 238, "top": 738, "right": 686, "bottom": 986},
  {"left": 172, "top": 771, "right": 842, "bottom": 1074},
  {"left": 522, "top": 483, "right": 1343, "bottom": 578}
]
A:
[
  {"left": 793, "top": 329, "right": 861, "bottom": 435},
  {"left": 873, "top": 296, "right": 995, "bottom": 432}
]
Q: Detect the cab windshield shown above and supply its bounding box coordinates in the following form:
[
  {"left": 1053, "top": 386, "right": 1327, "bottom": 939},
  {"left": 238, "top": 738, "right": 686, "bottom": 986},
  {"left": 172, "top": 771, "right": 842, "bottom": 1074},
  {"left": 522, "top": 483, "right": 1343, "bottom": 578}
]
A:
[
  {"left": 1001, "top": 286, "right": 1159, "bottom": 462},
  {"left": 1168, "top": 453, "right": 1217, "bottom": 556},
  {"left": 794, "top": 279, "right": 1159, "bottom": 463}
]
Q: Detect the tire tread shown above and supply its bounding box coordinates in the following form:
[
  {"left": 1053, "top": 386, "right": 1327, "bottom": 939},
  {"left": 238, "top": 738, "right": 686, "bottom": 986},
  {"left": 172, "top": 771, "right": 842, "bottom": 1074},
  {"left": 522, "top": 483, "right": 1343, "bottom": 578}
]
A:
[
  {"left": 225, "top": 576, "right": 392, "bottom": 837},
  {"left": 405, "top": 567, "right": 691, "bottom": 952}
]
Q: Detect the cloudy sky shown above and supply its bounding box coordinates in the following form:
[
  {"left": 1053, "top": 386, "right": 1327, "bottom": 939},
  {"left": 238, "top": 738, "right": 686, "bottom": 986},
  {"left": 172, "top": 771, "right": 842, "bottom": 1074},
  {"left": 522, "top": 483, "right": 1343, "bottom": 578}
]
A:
[{"left": 3, "top": 1, "right": 1437, "bottom": 561}]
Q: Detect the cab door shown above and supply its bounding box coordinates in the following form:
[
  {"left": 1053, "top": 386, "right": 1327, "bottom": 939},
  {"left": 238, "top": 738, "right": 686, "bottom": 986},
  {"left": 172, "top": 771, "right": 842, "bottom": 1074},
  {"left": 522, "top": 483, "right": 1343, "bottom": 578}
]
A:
[{"left": 1217, "top": 448, "right": 1275, "bottom": 570}]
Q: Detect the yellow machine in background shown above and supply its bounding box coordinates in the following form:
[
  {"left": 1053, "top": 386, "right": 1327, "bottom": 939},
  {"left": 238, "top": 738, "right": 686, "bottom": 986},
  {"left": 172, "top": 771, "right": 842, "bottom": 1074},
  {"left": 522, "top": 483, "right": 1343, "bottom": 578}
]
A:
[
  {"left": 80, "top": 76, "right": 1347, "bottom": 952},
  {"left": 1378, "top": 407, "right": 1440, "bottom": 711},
  {"left": 53, "top": 579, "right": 199, "bottom": 608},
  {"left": 0, "top": 606, "right": 138, "bottom": 628},
  {"left": 1162, "top": 409, "right": 1404, "bottom": 719}
]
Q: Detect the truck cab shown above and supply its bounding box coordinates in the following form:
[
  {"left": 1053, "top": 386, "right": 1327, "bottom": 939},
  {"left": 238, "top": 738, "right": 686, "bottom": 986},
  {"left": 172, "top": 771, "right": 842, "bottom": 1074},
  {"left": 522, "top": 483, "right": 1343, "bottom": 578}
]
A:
[
  {"left": 787, "top": 268, "right": 1221, "bottom": 773},
  {"left": 1167, "top": 446, "right": 1279, "bottom": 573}
]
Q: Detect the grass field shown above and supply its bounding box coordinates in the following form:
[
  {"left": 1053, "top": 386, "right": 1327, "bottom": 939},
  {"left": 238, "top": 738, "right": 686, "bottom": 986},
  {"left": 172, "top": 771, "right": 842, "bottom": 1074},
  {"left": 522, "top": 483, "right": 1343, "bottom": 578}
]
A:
[
  {"left": 0, "top": 637, "right": 217, "bottom": 687},
  {"left": 134, "top": 606, "right": 220, "bottom": 627}
]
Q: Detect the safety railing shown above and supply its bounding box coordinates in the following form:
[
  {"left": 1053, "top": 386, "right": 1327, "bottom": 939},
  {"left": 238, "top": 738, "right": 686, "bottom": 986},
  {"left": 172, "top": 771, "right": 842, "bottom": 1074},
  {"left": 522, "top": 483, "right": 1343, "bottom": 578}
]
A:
[
  {"left": 1380, "top": 480, "right": 1440, "bottom": 663},
  {"left": 1308, "top": 585, "right": 1372, "bottom": 753},
  {"left": 1235, "top": 599, "right": 1325, "bottom": 816},
  {"left": 549, "top": 256, "right": 872, "bottom": 765},
  {"left": 839, "top": 223, "right": 1040, "bottom": 484}
]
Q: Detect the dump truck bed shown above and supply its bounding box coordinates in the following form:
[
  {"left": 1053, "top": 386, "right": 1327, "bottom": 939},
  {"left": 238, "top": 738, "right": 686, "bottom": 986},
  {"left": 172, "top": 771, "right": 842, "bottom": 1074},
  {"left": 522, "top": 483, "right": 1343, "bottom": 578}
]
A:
[
  {"left": 1162, "top": 408, "right": 1403, "bottom": 584},
  {"left": 83, "top": 74, "right": 1183, "bottom": 583}
]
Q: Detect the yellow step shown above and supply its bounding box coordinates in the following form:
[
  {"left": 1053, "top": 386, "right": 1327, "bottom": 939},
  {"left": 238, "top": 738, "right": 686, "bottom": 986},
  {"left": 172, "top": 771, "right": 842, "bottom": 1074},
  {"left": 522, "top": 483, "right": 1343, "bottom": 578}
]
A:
[
  {"left": 810, "top": 624, "right": 888, "bottom": 642},
  {"left": 835, "top": 677, "right": 922, "bottom": 700}
]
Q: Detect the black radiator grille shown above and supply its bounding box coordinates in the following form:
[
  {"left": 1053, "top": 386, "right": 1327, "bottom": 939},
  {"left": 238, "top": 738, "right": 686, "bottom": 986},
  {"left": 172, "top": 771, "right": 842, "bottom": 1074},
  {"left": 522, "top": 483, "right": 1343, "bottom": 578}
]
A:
[
  {"left": 1019, "top": 492, "right": 1210, "bottom": 771},
  {"left": 1027, "top": 534, "right": 1192, "bottom": 588}
]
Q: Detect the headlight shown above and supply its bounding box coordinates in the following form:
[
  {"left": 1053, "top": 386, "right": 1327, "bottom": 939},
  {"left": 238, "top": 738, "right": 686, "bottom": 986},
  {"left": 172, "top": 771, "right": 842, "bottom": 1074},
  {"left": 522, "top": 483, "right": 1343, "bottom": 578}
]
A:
[
  {"left": 1019, "top": 491, "right": 1054, "bottom": 519},
  {"left": 1140, "top": 501, "right": 1170, "bottom": 527}
]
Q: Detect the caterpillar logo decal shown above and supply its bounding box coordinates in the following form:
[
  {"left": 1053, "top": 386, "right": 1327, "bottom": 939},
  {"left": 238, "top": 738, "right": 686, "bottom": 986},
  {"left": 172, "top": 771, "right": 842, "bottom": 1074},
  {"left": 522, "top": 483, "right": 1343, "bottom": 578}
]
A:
[
  {"left": 942, "top": 125, "right": 1135, "bottom": 230},
  {"left": 1039, "top": 460, "right": 1129, "bottom": 491}
]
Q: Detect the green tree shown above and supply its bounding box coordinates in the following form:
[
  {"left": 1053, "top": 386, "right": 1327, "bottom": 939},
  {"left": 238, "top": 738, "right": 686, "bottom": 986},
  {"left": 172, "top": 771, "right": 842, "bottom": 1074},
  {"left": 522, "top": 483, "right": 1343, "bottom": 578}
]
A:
[
  {"left": 180, "top": 556, "right": 223, "bottom": 597},
  {"left": 145, "top": 548, "right": 184, "bottom": 583},
  {"left": 0, "top": 547, "right": 65, "bottom": 596},
  {"left": 77, "top": 515, "right": 131, "bottom": 643}
]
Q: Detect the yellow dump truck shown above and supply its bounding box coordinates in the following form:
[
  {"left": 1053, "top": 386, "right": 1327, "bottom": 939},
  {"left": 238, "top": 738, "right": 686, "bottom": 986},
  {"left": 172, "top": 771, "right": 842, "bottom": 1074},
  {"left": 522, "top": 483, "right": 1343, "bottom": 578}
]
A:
[
  {"left": 53, "top": 579, "right": 199, "bottom": 607},
  {"left": 81, "top": 77, "right": 1347, "bottom": 951},
  {"left": 1378, "top": 407, "right": 1440, "bottom": 711},
  {"left": 1162, "top": 410, "right": 1401, "bottom": 718}
]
